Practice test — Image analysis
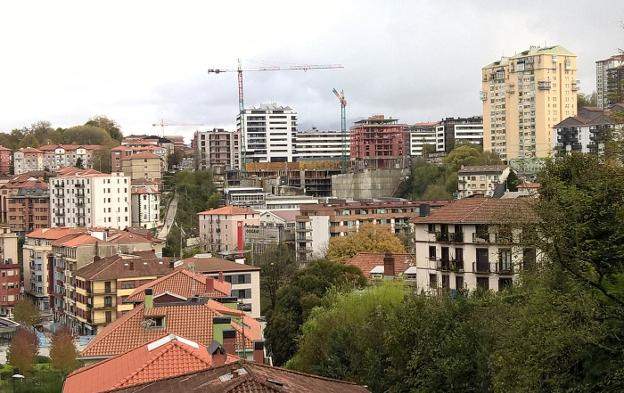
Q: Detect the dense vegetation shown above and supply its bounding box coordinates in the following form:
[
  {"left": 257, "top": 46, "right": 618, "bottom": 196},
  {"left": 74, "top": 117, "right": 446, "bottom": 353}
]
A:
[{"left": 326, "top": 224, "right": 406, "bottom": 263}]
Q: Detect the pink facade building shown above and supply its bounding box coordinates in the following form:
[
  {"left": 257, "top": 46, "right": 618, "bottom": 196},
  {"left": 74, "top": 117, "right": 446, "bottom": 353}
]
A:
[{"left": 350, "top": 115, "right": 408, "bottom": 169}]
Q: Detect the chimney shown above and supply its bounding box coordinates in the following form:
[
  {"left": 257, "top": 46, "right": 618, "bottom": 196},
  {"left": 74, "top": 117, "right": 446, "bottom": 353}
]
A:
[
  {"left": 144, "top": 288, "right": 153, "bottom": 309},
  {"left": 168, "top": 260, "right": 174, "bottom": 269},
  {"left": 222, "top": 329, "right": 236, "bottom": 356},
  {"left": 206, "top": 277, "right": 215, "bottom": 292},
  {"left": 212, "top": 316, "right": 232, "bottom": 344},
  {"left": 253, "top": 341, "right": 265, "bottom": 364},
  {"left": 383, "top": 252, "right": 395, "bottom": 279},
  {"left": 129, "top": 261, "right": 134, "bottom": 271},
  {"left": 209, "top": 342, "right": 227, "bottom": 366},
  {"left": 419, "top": 203, "right": 431, "bottom": 217},
  {"left": 218, "top": 271, "right": 224, "bottom": 282}
]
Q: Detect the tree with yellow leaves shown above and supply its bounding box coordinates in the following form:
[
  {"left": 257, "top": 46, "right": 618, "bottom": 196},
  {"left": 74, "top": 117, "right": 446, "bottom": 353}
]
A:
[{"left": 326, "top": 224, "right": 406, "bottom": 263}]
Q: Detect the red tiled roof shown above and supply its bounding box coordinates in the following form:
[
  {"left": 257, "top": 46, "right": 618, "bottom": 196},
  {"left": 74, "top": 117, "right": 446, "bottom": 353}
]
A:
[
  {"left": 18, "top": 147, "right": 42, "bottom": 154},
  {"left": 64, "top": 334, "right": 238, "bottom": 393},
  {"left": 345, "top": 252, "right": 414, "bottom": 277},
  {"left": 51, "top": 234, "right": 98, "bottom": 247},
  {"left": 457, "top": 165, "right": 509, "bottom": 174},
  {"left": 0, "top": 145, "right": 11, "bottom": 151},
  {"left": 76, "top": 252, "right": 172, "bottom": 281},
  {"left": 518, "top": 181, "right": 540, "bottom": 189},
  {"left": 38, "top": 144, "right": 102, "bottom": 151},
  {"left": 55, "top": 167, "right": 105, "bottom": 177},
  {"left": 180, "top": 255, "right": 260, "bottom": 273},
  {"left": 80, "top": 300, "right": 262, "bottom": 359},
  {"left": 26, "top": 227, "right": 87, "bottom": 240},
  {"left": 266, "top": 210, "right": 299, "bottom": 223},
  {"left": 111, "top": 145, "right": 132, "bottom": 151},
  {"left": 126, "top": 269, "right": 231, "bottom": 302},
  {"left": 411, "top": 198, "right": 538, "bottom": 224},
  {"left": 198, "top": 206, "right": 257, "bottom": 215}
]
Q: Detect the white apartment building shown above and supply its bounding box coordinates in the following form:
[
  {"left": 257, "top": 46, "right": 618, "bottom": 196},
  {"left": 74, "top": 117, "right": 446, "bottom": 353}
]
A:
[
  {"left": 50, "top": 168, "right": 131, "bottom": 229},
  {"left": 131, "top": 181, "right": 160, "bottom": 229},
  {"left": 552, "top": 107, "right": 618, "bottom": 155},
  {"left": 193, "top": 129, "right": 240, "bottom": 170},
  {"left": 40, "top": 144, "right": 101, "bottom": 171},
  {"left": 237, "top": 104, "right": 297, "bottom": 163},
  {"left": 13, "top": 147, "right": 44, "bottom": 174},
  {"left": 457, "top": 165, "right": 512, "bottom": 199},
  {"left": 224, "top": 187, "right": 267, "bottom": 210},
  {"left": 412, "top": 198, "right": 539, "bottom": 293},
  {"left": 596, "top": 54, "right": 624, "bottom": 109},
  {"left": 293, "top": 129, "right": 349, "bottom": 161},
  {"left": 408, "top": 123, "right": 437, "bottom": 156},
  {"left": 434, "top": 117, "right": 484, "bottom": 153}
]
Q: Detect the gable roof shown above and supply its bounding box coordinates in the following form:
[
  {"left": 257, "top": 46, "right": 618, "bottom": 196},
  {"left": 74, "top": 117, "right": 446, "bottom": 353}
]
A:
[
  {"left": 80, "top": 300, "right": 262, "bottom": 359},
  {"left": 263, "top": 209, "right": 299, "bottom": 223},
  {"left": 411, "top": 198, "right": 538, "bottom": 225},
  {"left": 109, "top": 361, "right": 370, "bottom": 393},
  {"left": 26, "top": 227, "right": 86, "bottom": 240},
  {"left": 125, "top": 269, "right": 231, "bottom": 302},
  {"left": 64, "top": 334, "right": 238, "bottom": 393},
  {"left": 198, "top": 206, "right": 257, "bottom": 215},
  {"left": 345, "top": 252, "right": 414, "bottom": 277},
  {"left": 179, "top": 255, "right": 261, "bottom": 273},
  {"left": 75, "top": 252, "right": 172, "bottom": 281}
]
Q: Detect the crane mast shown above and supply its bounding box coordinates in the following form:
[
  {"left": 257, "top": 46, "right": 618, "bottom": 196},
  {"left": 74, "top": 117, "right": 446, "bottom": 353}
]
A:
[{"left": 332, "top": 88, "right": 348, "bottom": 174}]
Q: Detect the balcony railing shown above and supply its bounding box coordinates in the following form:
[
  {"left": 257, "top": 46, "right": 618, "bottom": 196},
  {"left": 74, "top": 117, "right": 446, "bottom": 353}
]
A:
[
  {"left": 435, "top": 232, "right": 449, "bottom": 242},
  {"left": 472, "top": 233, "right": 491, "bottom": 244},
  {"left": 473, "top": 261, "right": 491, "bottom": 274},
  {"left": 437, "top": 259, "right": 451, "bottom": 272},
  {"left": 497, "top": 262, "right": 514, "bottom": 275},
  {"left": 450, "top": 232, "right": 464, "bottom": 243},
  {"left": 451, "top": 259, "right": 464, "bottom": 272}
]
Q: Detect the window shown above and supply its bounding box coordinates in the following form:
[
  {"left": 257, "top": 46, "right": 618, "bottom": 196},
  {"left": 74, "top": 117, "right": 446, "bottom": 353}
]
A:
[
  {"left": 455, "top": 275, "right": 464, "bottom": 290},
  {"left": 498, "top": 249, "right": 512, "bottom": 273},
  {"left": 498, "top": 277, "right": 513, "bottom": 291},
  {"left": 428, "top": 246, "right": 436, "bottom": 260},
  {"left": 429, "top": 274, "right": 437, "bottom": 288},
  {"left": 441, "top": 274, "right": 450, "bottom": 289},
  {"left": 476, "top": 277, "right": 489, "bottom": 290}
]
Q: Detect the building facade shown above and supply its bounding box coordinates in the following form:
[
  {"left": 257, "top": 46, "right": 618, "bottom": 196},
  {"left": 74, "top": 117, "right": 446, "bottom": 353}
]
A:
[
  {"left": 13, "top": 147, "right": 44, "bottom": 174},
  {"left": 130, "top": 180, "right": 160, "bottom": 229},
  {"left": 552, "top": 107, "right": 618, "bottom": 155},
  {"left": 236, "top": 104, "right": 297, "bottom": 163},
  {"left": 435, "top": 117, "right": 484, "bottom": 153},
  {"left": 0, "top": 146, "right": 11, "bottom": 176},
  {"left": 244, "top": 210, "right": 296, "bottom": 255},
  {"left": 596, "top": 54, "right": 624, "bottom": 109},
  {"left": 457, "top": 165, "right": 512, "bottom": 199},
  {"left": 293, "top": 129, "right": 349, "bottom": 161},
  {"left": 50, "top": 168, "right": 131, "bottom": 229},
  {"left": 112, "top": 144, "right": 168, "bottom": 172},
  {"left": 0, "top": 226, "right": 19, "bottom": 316},
  {"left": 198, "top": 206, "right": 260, "bottom": 255},
  {"left": 350, "top": 115, "right": 408, "bottom": 169},
  {"left": 408, "top": 122, "right": 437, "bottom": 157},
  {"left": 121, "top": 152, "right": 162, "bottom": 182},
  {"left": 606, "top": 65, "right": 624, "bottom": 108},
  {"left": 193, "top": 129, "right": 240, "bottom": 171},
  {"left": 39, "top": 144, "right": 101, "bottom": 171},
  {"left": 482, "top": 45, "right": 578, "bottom": 161}
]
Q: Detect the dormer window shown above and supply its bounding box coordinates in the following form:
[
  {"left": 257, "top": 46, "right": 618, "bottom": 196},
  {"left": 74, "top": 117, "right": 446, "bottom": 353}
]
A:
[{"left": 144, "top": 316, "right": 165, "bottom": 329}]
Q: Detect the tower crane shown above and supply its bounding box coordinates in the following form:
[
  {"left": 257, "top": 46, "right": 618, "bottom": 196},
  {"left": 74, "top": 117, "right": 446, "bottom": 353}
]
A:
[
  {"left": 207, "top": 59, "right": 343, "bottom": 170},
  {"left": 152, "top": 119, "right": 210, "bottom": 138},
  {"left": 332, "top": 88, "right": 348, "bottom": 174}
]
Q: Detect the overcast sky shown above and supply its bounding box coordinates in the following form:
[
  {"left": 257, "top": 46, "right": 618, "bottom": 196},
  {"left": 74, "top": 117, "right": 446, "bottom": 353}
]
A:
[{"left": 0, "top": 1, "right": 622, "bottom": 141}]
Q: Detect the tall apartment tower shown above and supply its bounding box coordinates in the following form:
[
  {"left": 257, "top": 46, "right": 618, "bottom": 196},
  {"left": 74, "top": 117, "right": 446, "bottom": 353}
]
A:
[
  {"left": 596, "top": 54, "right": 624, "bottom": 109},
  {"left": 236, "top": 104, "right": 297, "bottom": 163},
  {"left": 193, "top": 129, "right": 240, "bottom": 170},
  {"left": 482, "top": 45, "right": 578, "bottom": 162}
]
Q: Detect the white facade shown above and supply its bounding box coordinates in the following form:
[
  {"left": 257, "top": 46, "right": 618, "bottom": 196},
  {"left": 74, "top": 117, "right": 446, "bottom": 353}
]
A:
[
  {"left": 265, "top": 195, "right": 318, "bottom": 210},
  {"left": 596, "top": 55, "right": 624, "bottom": 109},
  {"left": 131, "top": 186, "right": 160, "bottom": 229},
  {"left": 13, "top": 149, "right": 44, "bottom": 174},
  {"left": 457, "top": 165, "right": 511, "bottom": 199},
  {"left": 293, "top": 129, "right": 349, "bottom": 161},
  {"left": 295, "top": 215, "right": 330, "bottom": 262},
  {"left": 50, "top": 171, "right": 131, "bottom": 229},
  {"left": 224, "top": 187, "right": 267, "bottom": 210},
  {"left": 43, "top": 146, "right": 97, "bottom": 171},
  {"left": 435, "top": 120, "right": 484, "bottom": 153},
  {"left": 408, "top": 125, "right": 437, "bottom": 156},
  {"left": 237, "top": 104, "right": 297, "bottom": 163}
]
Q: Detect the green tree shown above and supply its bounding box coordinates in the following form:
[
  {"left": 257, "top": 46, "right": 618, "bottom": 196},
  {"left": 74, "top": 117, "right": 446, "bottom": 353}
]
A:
[
  {"left": 62, "top": 125, "right": 112, "bottom": 145},
  {"left": 50, "top": 328, "right": 78, "bottom": 375},
  {"left": 577, "top": 92, "right": 597, "bottom": 108},
  {"left": 326, "top": 224, "right": 405, "bottom": 263},
  {"left": 85, "top": 116, "right": 123, "bottom": 142},
  {"left": 505, "top": 170, "right": 519, "bottom": 191},
  {"left": 92, "top": 143, "right": 116, "bottom": 173},
  {"left": 258, "top": 243, "right": 298, "bottom": 313},
  {"left": 19, "top": 134, "right": 40, "bottom": 148},
  {"left": 75, "top": 157, "right": 84, "bottom": 169},
  {"left": 13, "top": 299, "right": 40, "bottom": 328},
  {"left": 167, "top": 150, "right": 184, "bottom": 171},
  {"left": 7, "top": 328, "right": 39, "bottom": 375}
]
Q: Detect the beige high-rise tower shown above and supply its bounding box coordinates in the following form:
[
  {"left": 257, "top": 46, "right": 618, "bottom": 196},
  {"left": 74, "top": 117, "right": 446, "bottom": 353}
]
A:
[{"left": 482, "top": 46, "right": 577, "bottom": 163}]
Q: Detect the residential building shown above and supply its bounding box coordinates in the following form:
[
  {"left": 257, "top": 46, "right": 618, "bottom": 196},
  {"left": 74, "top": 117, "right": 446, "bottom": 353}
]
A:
[
  {"left": 596, "top": 54, "right": 624, "bottom": 109},
  {"left": 50, "top": 168, "right": 131, "bottom": 229},
  {"left": 121, "top": 152, "right": 162, "bottom": 182},
  {"left": 553, "top": 107, "right": 619, "bottom": 155},
  {"left": 64, "top": 334, "right": 241, "bottom": 393},
  {"left": 457, "top": 165, "right": 513, "bottom": 199},
  {"left": 112, "top": 144, "right": 168, "bottom": 172},
  {"left": 178, "top": 254, "right": 261, "bottom": 317},
  {"left": 293, "top": 128, "right": 349, "bottom": 161},
  {"left": 1, "top": 175, "right": 49, "bottom": 235},
  {"left": 350, "top": 115, "right": 408, "bottom": 170},
  {"left": 23, "top": 227, "right": 86, "bottom": 310},
  {"left": 198, "top": 207, "right": 260, "bottom": 255},
  {"left": 0, "top": 226, "right": 19, "bottom": 316},
  {"left": 73, "top": 251, "right": 173, "bottom": 334},
  {"left": 412, "top": 198, "right": 539, "bottom": 293},
  {"left": 265, "top": 195, "right": 318, "bottom": 210},
  {"left": 606, "top": 65, "right": 624, "bottom": 108},
  {"left": 130, "top": 179, "right": 160, "bottom": 229},
  {"left": 435, "top": 117, "right": 484, "bottom": 153},
  {"left": 86, "top": 356, "right": 370, "bottom": 393},
  {"left": 408, "top": 122, "right": 437, "bottom": 156},
  {"left": 79, "top": 294, "right": 263, "bottom": 362},
  {"left": 295, "top": 200, "right": 447, "bottom": 263},
  {"left": 224, "top": 187, "right": 266, "bottom": 209},
  {"left": 345, "top": 252, "right": 415, "bottom": 281},
  {"left": 38, "top": 144, "right": 102, "bottom": 171},
  {"left": 482, "top": 45, "right": 578, "bottom": 161},
  {"left": 13, "top": 147, "right": 44, "bottom": 174},
  {"left": 0, "top": 146, "right": 11, "bottom": 176},
  {"left": 245, "top": 210, "right": 297, "bottom": 256},
  {"left": 193, "top": 129, "right": 240, "bottom": 171},
  {"left": 236, "top": 103, "right": 298, "bottom": 163}
]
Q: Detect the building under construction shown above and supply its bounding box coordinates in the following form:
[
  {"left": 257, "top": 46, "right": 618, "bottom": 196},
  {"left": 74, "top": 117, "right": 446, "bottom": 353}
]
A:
[{"left": 350, "top": 115, "right": 409, "bottom": 170}]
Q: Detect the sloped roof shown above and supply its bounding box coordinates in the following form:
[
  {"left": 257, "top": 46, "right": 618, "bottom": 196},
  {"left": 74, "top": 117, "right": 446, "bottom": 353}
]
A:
[
  {"left": 554, "top": 107, "right": 616, "bottom": 128},
  {"left": 75, "top": 252, "right": 172, "bottom": 281},
  {"left": 109, "top": 361, "right": 370, "bottom": 393},
  {"left": 265, "top": 210, "right": 299, "bottom": 223},
  {"left": 126, "top": 269, "right": 231, "bottom": 302},
  {"left": 17, "top": 147, "right": 42, "bottom": 154},
  {"left": 51, "top": 234, "right": 98, "bottom": 247},
  {"left": 180, "top": 255, "right": 260, "bottom": 273},
  {"left": 64, "top": 334, "right": 238, "bottom": 393},
  {"left": 26, "top": 227, "right": 86, "bottom": 240},
  {"left": 80, "top": 300, "right": 262, "bottom": 359},
  {"left": 198, "top": 206, "right": 257, "bottom": 215},
  {"left": 458, "top": 165, "right": 509, "bottom": 174},
  {"left": 0, "top": 145, "right": 11, "bottom": 151},
  {"left": 55, "top": 167, "right": 106, "bottom": 177},
  {"left": 38, "top": 144, "right": 102, "bottom": 151},
  {"left": 345, "top": 252, "right": 414, "bottom": 277},
  {"left": 411, "top": 198, "right": 538, "bottom": 225}
]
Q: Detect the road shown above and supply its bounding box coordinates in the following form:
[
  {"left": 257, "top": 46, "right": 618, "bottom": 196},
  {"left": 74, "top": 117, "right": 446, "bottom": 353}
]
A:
[{"left": 158, "top": 193, "right": 178, "bottom": 240}]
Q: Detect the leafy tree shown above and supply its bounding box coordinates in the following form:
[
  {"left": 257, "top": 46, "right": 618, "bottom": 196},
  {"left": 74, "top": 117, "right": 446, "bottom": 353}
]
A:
[
  {"left": 264, "top": 260, "right": 366, "bottom": 365},
  {"left": 50, "top": 328, "right": 78, "bottom": 375},
  {"left": 577, "top": 92, "right": 597, "bottom": 108},
  {"left": 326, "top": 224, "right": 405, "bottom": 263},
  {"left": 167, "top": 150, "right": 184, "bottom": 171},
  {"left": 92, "top": 143, "right": 116, "bottom": 173},
  {"left": 7, "top": 328, "right": 39, "bottom": 375},
  {"left": 19, "top": 134, "right": 40, "bottom": 148},
  {"left": 85, "top": 116, "right": 123, "bottom": 142},
  {"left": 257, "top": 243, "right": 298, "bottom": 313},
  {"left": 13, "top": 299, "right": 40, "bottom": 327},
  {"left": 505, "top": 170, "right": 519, "bottom": 191},
  {"left": 62, "top": 125, "right": 112, "bottom": 145},
  {"left": 75, "top": 157, "right": 84, "bottom": 169}
]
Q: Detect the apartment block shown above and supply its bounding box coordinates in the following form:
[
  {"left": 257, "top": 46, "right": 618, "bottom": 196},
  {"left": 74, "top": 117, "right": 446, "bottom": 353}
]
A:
[
  {"left": 457, "top": 165, "right": 512, "bottom": 199},
  {"left": 121, "top": 152, "right": 163, "bottom": 182},
  {"left": 112, "top": 144, "right": 168, "bottom": 172},
  {"left": 50, "top": 168, "right": 131, "bottom": 229},
  {"left": 350, "top": 115, "right": 408, "bottom": 169},
  {"left": 596, "top": 54, "right": 624, "bottom": 109},
  {"left": 0, "top": 174, "right": 49, "bottom": 235},
  {"left": 193, "top": 129, "right": 240, "bottom": 171},
  {"left": 435, "top": 117, "right": 484, "bottom": 153},
  {"left": 244, "top": 210, "right": 297, "bottom": 256},
  {"left": 482, "top": 45, "right": 578, "bottom": 161},
  {"left": 412, "top": 198, "right": 539, "bottom": 292},
  {"left": 0, "top": 146, "right": 11, "bottom": 176},
  {"left": 408, "top": 122, "right": 437, "bottom": 157},
  {"left": 198, "top": 207, "right": 260, "bottom": 255},
  {"left": 553, "top": 107, "right": 619, "bottom": 155},
  {"left": 606, "top": 65, "right": 624, "bottom": 107},
  {"left": 293, "top": 129, "right": 349, "bottom": 161},
  {"left": 236, "top": 104, "right": 297, "bottom": 163},
  {"left": 0, "top": 226, "right": 19, "bottom": 316},
  {"left": 13, "top": 147, "right": 44, "bottom": 174},
  {"left": 39, "top": 144, "right": 102, "bottom": 171},
  {"left": 130, "top": 180, "right": 160, "bottom": 229},
  {"left": 224, "top": 187, "right": 266, "bottom": 210},
  {"left": 295, "top": 200, "right": 447, "bottom": 263}
]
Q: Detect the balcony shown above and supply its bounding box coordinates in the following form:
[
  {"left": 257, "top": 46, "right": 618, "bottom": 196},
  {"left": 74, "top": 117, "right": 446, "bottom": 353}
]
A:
[
  {"left": 472, "top": 233, "right": 491, "bottom": 244},
  {"left": 450, "top": 232, "right": 464, "bottom": 243},
  {"left": 537, "top": 81, "right": 551, "bottom": 90},
  {"left": 497, "top": 262, "right": 514, "bottom": 275},
  {"left": 473, "top": 261, "right": 491, "bottom": 274},
  {"left": 435, "top": 232, "right": 449, "bottom": 242},
  {"left": 437, "top": 259, "right": 451, "bottom": 272},
  {"left": 451, "top": 259, "right": 464, "bottom": 272}
]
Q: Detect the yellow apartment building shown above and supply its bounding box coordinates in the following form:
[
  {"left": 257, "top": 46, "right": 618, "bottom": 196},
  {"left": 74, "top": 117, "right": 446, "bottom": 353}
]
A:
[{"left": 121, "top": 152, "right": 162, "bottom": 182}]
